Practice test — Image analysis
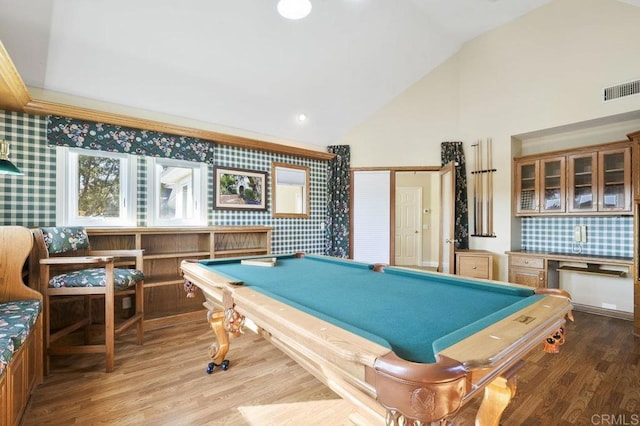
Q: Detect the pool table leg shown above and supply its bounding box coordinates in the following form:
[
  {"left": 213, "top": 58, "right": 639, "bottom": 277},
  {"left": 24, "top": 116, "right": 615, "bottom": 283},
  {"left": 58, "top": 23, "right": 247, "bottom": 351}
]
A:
[
  {"left": 207, "top": 310, "right": 230, "bottom": 368},
  {"left": 475, "top": 361, "right": 522, "bottom": 426}
]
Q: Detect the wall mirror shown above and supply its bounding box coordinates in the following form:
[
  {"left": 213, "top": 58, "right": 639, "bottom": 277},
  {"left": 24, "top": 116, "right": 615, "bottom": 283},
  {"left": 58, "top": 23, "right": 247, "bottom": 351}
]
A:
[{"left": 271, "top": 162, "right": 310, "bottom": 218}]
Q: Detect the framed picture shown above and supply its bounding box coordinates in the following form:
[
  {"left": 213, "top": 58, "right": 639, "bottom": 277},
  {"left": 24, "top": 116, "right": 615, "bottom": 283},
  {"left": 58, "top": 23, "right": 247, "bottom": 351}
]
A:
[{"left": 214, "top": 166, "right": 267, "bottom": 210}]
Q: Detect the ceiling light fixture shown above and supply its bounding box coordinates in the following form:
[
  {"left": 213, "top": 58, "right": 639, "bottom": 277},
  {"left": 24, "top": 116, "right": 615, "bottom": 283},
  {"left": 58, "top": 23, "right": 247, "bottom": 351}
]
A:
[
  {"left": 0, "top": 140, "right": 22, "bottom": 175},
  {"left": 277, "top": 0, "right": 312, "bottom": 20},
  {"left": 296, "top": 113, "right": 308, "bottom": 122}
]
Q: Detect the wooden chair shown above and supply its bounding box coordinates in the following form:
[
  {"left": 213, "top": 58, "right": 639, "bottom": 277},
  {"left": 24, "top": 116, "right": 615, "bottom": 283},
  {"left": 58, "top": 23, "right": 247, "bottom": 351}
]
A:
[{"left": 29, "top": 227, "right": 144, "bottom": 373}]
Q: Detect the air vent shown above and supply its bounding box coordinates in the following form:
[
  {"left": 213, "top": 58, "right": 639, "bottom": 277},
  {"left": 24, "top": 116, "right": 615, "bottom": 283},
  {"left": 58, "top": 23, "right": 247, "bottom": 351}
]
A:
[{"left": 603, "top": 79, "right": 640, "bottom": 101}]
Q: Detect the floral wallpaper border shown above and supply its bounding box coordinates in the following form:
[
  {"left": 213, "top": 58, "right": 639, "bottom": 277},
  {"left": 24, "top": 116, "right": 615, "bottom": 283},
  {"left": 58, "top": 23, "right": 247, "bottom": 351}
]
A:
[{"left": 47, "top": 116, "right": 215, "bottom": 164}]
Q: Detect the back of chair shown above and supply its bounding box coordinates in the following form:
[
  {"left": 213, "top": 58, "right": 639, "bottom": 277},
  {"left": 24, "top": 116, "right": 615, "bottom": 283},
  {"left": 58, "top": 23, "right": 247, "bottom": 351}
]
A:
[
  {"left": 29, "top": 227, "right": 92, "bottom": 293},
  {"left": 39, "top": 227, "right": 91, "bottom": 255}
]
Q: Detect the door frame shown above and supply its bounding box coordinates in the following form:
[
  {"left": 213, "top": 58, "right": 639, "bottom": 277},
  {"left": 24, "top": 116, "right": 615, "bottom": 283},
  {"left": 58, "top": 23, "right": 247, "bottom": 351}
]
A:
[
  {"left": 438, "top": 161, "right": 456, "bottom": 273},
  {"left": 350, "top": 166, "right": 440, "bottom": 266}
]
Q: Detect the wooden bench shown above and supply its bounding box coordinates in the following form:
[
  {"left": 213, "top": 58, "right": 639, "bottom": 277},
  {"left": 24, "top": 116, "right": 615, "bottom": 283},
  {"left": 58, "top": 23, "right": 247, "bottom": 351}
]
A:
[{"left": 0, "top": 226, "right": 43, "bottom": 425}]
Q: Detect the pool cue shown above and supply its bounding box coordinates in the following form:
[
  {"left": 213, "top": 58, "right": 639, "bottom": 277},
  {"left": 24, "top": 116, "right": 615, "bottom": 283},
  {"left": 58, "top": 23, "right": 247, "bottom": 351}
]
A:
[
  {"left": 487, "top": 138, "right": 493, "bottom": 236},
  {"left": 472, "top": 142, "right": 478, "bottom": 235},
  {"left": 477, "top": 139, "right": 483, "bottom": 236}
]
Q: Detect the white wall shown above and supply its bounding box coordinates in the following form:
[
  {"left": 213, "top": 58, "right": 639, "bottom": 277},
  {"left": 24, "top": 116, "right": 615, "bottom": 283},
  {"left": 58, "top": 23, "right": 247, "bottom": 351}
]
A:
[{"left": 339, "top": 0, "right": 640, "bottom": 281}]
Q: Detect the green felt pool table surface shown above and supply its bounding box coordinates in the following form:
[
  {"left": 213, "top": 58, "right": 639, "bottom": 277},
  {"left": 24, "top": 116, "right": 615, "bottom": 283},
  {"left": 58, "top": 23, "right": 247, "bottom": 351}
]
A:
[{"left": 199, "top": 253, "right": 543, "bottom": 364}]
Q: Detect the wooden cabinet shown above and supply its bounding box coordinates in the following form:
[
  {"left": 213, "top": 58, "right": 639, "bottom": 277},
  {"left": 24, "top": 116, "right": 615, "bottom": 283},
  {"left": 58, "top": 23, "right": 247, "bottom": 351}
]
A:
[
  {"left": 507, "top": 254, "right": 546, "bottom": 288},
  {"left": 514, "top": 141, "right": 632, "bottom": 216},
  {"left": 599, "top": 148, "right": 632, "bottom": 212},
  {"left": 514, "top": 156, "right": 565, "bottom": 214},
  {"left": 567, "top": 147, "right": 631, "bottom": 213},
  {"left": 87, "top": 226, "right": 272, "bottom": 328},
  {"left": 631, "top": 132, "right": 640, "bottom": 202},
  {"left": 455, "top": 250, "right": 493, "bottom": 280},
  {"left": 629, "top": 131, "right": 640, "bottom": 336},
  {"left": 514, "top": 159, "right": 539, "bottom": 215},
  {"left": 567, "top": 151, "right": 597, "bottom": 213}
]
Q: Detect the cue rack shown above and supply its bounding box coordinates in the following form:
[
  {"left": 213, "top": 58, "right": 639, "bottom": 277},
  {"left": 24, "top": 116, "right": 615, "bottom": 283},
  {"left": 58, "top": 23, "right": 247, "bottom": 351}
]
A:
[{"left": 471, "top": 138, "right": 496, "bottom": 237}]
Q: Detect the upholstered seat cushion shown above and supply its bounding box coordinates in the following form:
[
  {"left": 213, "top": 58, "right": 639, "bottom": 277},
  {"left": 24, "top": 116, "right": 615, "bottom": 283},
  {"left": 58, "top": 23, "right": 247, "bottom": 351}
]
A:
[
  {"left": 0, "top": 300, "right": 42, "bottom": 328},
  {"left": 0, "top": 337, "right": 14, "bottom": 376},
  {"left": 49, "top": 268, "right": 144, "bottom": 291},
  {"left": 0, "top": 299, "right": 42, "bottom": 352}
]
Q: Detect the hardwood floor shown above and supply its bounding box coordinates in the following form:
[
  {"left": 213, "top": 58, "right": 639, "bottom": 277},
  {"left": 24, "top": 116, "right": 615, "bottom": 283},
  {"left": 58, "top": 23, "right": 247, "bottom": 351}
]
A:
[{"left": 21, "top": 310, "right": 640, "bottom": 425}]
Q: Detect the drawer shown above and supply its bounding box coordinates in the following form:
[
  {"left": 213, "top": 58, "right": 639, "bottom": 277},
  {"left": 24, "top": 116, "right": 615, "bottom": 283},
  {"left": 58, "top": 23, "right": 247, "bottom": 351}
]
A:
[
  {"left": 457, "top": 256, "right": 490, "bottom": 279},
  {"left": 509, "top": 255, "right": 544, "bottom": 269}
]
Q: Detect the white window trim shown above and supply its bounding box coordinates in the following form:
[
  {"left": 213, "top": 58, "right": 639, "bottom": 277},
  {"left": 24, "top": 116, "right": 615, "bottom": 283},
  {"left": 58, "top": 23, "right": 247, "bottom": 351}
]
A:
[
  {"left": 146, "top": 157, "right": 208, "bottom": 227},
  {"left": 56, "top": 147, "right": 137, "bottom": 227}
]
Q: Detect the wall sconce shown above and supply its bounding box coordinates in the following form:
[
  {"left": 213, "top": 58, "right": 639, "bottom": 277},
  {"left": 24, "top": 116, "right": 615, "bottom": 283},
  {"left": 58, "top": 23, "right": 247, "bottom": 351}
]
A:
[
  {"left": 0, "top": 140, "right": 23, "bottom": 175},
  {"left": 277, "top": 0, "right": 312, "bottom": 20}
]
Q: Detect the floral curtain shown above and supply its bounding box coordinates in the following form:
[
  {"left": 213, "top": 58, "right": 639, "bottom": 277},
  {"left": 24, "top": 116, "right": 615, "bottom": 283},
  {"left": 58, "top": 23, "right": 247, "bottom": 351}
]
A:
[
  {"left": 47, "top": 116, "right": 215, "bottom": 164},
  {"left": 324, "top": 145, "right": 350, "bottom": 258},
  {"left": 441, "top": 141, "right": 469, "bottom": 250}
]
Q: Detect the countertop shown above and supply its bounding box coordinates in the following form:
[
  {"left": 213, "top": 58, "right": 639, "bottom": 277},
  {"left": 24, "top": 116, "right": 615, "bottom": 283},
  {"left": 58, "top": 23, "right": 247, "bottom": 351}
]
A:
[{"left": 505, "top": 250, "right": 633, "bottom": 266}]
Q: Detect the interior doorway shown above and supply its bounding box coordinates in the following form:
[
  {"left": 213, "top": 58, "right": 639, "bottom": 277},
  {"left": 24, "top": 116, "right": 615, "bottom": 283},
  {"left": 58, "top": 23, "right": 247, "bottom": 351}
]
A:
[{"left": 394, "top": 171, "right": 439, "bottom": 269}]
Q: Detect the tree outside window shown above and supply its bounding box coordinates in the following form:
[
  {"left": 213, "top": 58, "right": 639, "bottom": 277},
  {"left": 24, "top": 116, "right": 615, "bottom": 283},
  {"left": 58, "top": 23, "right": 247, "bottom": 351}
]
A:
[
  {"left": 57, "top": 147, "right": 136, "bottom": 227},
  {"left": 77, "top": 155, "right": 121, "bottom": 218}
]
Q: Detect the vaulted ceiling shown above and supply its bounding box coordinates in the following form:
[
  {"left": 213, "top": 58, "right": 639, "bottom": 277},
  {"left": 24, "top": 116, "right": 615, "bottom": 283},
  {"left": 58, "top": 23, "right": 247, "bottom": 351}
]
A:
[{"left": 1, "top": 0, "right": 639, "bottom": 147}]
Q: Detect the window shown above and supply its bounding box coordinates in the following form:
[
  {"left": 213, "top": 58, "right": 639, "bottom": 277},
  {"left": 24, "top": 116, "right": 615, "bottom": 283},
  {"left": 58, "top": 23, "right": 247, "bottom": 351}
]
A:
[
  {"left": 57, "top": 148, "right": 137, "bottom": 226},
  {"left": 147, "top": 157, "right": 207, "bottom": 226}
]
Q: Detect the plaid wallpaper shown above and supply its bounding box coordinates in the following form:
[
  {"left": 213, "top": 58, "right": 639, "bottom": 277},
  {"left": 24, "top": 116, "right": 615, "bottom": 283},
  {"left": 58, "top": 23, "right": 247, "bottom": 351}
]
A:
[
  {"left": 0, "top": 111, "right": 56, "bottom": 226},
  {"left": 521, "top": 216, "right": 633, "bottom": 257},
  {"left": 0, "top": 110, "right": 327, "bottom": 254},
  {"left": 213, "top": 145, "right": 327, "bottom": 255}
]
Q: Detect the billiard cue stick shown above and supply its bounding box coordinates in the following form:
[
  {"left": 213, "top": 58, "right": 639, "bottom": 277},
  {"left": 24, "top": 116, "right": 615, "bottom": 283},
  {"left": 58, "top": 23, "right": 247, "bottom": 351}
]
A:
[
  {"left": 478, "top": 139, "right": 483, "bottom": 236},
  {"left": 472, "top": 141, "right": 478, "bottom": 235},
  {"left": 487, "top": 137, "right": 494, "bottom": 236}
]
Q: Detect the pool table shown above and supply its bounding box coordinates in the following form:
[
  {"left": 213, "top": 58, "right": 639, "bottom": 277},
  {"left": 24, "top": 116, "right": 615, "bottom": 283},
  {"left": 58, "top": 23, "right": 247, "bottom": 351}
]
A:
[{"left": 181, "top": 253, "right": 573, "bottom": 425}]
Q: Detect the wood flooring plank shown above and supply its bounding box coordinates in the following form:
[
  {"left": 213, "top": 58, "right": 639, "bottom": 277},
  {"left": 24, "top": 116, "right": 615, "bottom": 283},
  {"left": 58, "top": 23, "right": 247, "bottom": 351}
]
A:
[{"left": 21, "top": 310, "right": 640, "bottom": 425}]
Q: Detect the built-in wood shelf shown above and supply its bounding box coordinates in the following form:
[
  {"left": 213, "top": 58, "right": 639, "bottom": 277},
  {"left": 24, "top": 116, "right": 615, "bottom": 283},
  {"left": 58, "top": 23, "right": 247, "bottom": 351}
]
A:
[{"left": 87, "top": 226, "right": 272, "bottom": 328}]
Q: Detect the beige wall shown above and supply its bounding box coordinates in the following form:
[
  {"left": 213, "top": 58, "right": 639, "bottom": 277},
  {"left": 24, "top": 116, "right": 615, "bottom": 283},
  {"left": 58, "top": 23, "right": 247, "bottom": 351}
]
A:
[{"left": 339, "top": 0, "right": 640, "bottom": 280}]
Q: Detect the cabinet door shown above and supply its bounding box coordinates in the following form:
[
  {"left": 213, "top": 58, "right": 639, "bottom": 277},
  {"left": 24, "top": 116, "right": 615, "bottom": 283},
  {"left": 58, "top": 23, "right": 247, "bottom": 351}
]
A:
[
  {"left": 509, "top": 267, "right": 546, "bottom": 288},
  {"left": 515, "top": 160, "right": 539, "bottom": 214},
  {"left": 540, "top": 156, "right": 565, "bottom": 213},
  {"left": 632, "top": 139, "right": 640, "bottom": 202},
  {"left": 598, "top": 147, "right": 631, "bottom": 212},
  {"left": 568, "top": 152, "right": 598, "bottom": 213}
]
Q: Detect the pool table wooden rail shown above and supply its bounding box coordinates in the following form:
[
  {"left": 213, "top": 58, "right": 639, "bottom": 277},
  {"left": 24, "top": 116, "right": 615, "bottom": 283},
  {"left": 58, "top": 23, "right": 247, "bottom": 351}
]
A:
[{"left": 180, "top": 259, "right": 573, "bottom": 426}]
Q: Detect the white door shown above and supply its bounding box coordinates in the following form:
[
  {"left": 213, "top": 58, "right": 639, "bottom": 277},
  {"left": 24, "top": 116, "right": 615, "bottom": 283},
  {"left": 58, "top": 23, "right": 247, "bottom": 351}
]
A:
[
  {"left": 395, "top": 187, "right": 422, "bottom": 266},
  {"left": 352, "top": 170, "right": 391, "bottom": 264},
  {"left": 438, "top": 162, "right": 456, "bottom": 273}
]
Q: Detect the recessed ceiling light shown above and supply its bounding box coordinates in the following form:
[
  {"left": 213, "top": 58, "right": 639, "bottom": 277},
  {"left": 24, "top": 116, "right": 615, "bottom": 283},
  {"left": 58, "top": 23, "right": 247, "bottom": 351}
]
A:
[
  {"left": 296, "top": 113, "right": 308, "bottom": 122},
  {"left": 277, "top": 0, "right": 312, "bottom": 20}
]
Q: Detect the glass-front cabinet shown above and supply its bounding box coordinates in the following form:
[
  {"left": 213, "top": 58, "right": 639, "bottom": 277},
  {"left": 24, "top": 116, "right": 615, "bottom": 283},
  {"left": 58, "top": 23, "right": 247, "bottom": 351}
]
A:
[
  {"left": 514, "top": 156, "right": 565, "bottom": 215},
  {"left": 515, "top": 141, "right": 632, "bottom": 216},
  {"left": 541, "top": 157, "right": 565, "bottom": 213},
  {"left": 598, "top": 147, "right": 631, "bottom": 212},
  {"left": 568, "top": 148, "right": 631, "bottom": 213},
  {"left": 568, "top": 152, "right": 597, "bottom": 213},
  {"left": 515, "top": 160, "right": 539, "bottom": 214}
]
